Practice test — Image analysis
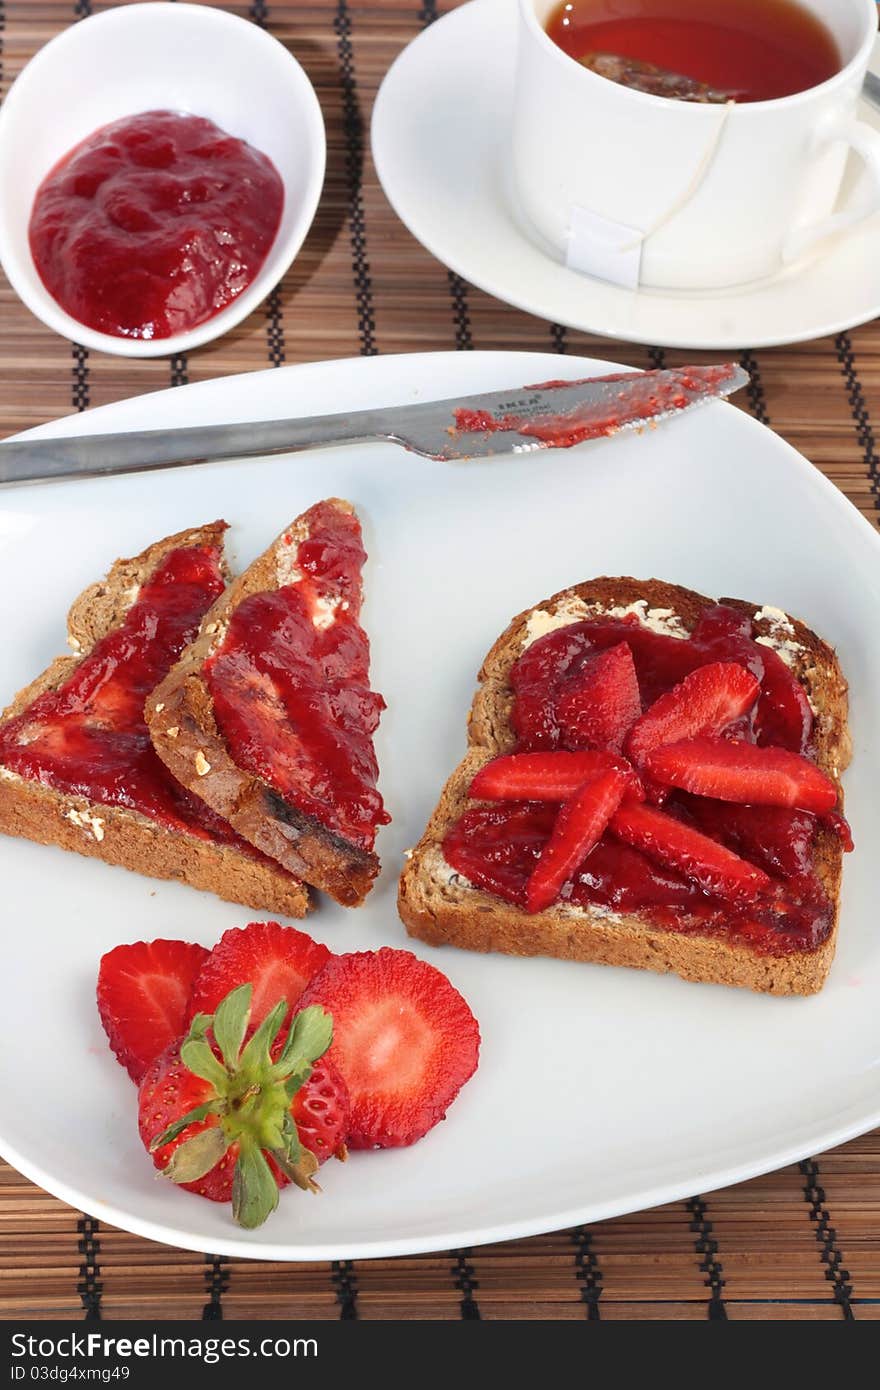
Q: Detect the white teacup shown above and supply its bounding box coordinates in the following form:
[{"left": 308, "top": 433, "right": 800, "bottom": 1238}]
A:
[{"left": 511, "top": 0, "right": 880, "bottom": 290}]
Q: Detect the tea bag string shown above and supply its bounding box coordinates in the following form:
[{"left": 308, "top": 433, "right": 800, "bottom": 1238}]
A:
[{"left": 619, "top": 100, "right": 736, "bottom": 253}]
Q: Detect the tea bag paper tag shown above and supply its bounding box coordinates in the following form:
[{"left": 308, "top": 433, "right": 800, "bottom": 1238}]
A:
[{"left": 566, "top": 206, "right": 643, "bottom": 289}]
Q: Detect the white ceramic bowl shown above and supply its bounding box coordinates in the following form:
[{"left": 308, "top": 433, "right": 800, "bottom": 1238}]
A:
[{"left": 0, "top": 3, "right": 326, "bottom": 358}]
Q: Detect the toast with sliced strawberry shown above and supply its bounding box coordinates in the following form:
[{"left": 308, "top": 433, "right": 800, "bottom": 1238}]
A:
[
  {"left": 0, "top": 524, "right": 308, "bottom": 917},
  {"left": 147, "top": 500, "right": 388, "bottom": 908},
  {"left": 398, "top": 577, "right": 851, "bottom": 996}
]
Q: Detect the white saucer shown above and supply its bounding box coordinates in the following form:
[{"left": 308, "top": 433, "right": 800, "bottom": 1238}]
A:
[{"left": 372, "top": 0, "right": 880, "bottom": 350}]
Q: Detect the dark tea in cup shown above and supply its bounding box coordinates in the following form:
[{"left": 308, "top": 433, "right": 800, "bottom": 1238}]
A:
[{"left": 545, "top": 0, "right": 841, "bottom": 103}]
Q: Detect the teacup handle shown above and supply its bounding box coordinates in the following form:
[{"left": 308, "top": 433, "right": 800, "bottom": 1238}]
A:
[{"left": 782, "top": 113, "right": 880, "bottom": 264}]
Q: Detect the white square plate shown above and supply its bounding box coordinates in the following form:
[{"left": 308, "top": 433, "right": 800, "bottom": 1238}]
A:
[{"left": 1, "top": 350, "right": 877, "bottom": 1259}]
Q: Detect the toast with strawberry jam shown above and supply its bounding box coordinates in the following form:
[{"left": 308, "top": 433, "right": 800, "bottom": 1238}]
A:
[
  {"left": 0, "top": 524, "right": 308, "bottom": 916},
  {"left": 147, "top": 500, "right": 389, "bottom": 908},
  {"left": 399, "top": 577, "right": 852, "bottom": 995}
]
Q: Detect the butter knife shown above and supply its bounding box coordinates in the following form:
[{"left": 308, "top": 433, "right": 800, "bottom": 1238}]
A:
[{"left": 0, "top": 364, "right": 748, "bottom": 485}]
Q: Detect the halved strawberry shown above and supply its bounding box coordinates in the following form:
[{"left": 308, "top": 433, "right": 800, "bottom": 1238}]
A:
[
  {"left": 139, "top": 984, "right": 344, "bottom": 1227},
  {"left": 554, "top": 642, "right": 641, "bottom": 753},
  {"left": 526, "top": 768, "right": 630, "bottom": 913},
  {"left": 98, "top": 939, "right": 209, "bottom": 1083},
  {"left": 626, "top": 662, "right": 760, "bottom": 766},
  {"left": 646, "top": 737, "right": 838, "bottom": 814},
  {"left": 187, "top": 922, "right": 331, "bottom": 1029},
  {"left": 610, "top": 801, "right": 771, "bottom": 901},
  {"left": 298, "top": 948, "right": 480, "bottom": 1149},
  {"left": 470, "top": 750, "right": 642, "bottom": 802}
]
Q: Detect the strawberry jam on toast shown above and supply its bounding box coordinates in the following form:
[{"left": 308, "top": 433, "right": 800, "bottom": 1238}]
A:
[
  {"left": 0, "top": 524, "right": 308, "bottom": 917},
  {"left": 148, "top": 501, "right": 389, "bottom": 907}
]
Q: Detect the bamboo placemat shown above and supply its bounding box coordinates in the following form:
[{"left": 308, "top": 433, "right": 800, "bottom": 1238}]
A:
[{"left": 1, "top": 0, "right": 879, "bottom": 1322}]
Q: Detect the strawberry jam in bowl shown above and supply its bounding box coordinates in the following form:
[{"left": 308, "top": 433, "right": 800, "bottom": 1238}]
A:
[
  {"left": 443, "top": 600, "right": 852, "bottom": 958},
  {"left": 29, "top": 111, "right": 284, "bottom": 343},
  {"left": 0, "top": 3, "right": 325, "bottom": 356}
]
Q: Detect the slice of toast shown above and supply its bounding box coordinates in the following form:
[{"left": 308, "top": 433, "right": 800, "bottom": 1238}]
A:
[
  {"left": 399, "top": 577, "right": 851, "bottom": 996},
  {"left": 147, "top": 500, "right": 387, "bottom": 908},
  {"left": 0, "top": 523, "right": 308, "bottom": 917}
]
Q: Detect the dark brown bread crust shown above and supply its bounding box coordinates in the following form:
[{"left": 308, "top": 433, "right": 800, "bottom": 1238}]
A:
[
  {"left": 399, "top": 577, "right": 850, "bottom": 996},
  {"left": 0, "top": 522, "right": 309, "bottom": 918},
  {"left": 147, "top": 501, "right": 379, "bottom": 908}
]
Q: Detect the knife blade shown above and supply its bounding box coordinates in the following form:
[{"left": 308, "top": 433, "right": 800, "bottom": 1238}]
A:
[{"left": 0, "top": 364, "right": 748, "bottom": 484}]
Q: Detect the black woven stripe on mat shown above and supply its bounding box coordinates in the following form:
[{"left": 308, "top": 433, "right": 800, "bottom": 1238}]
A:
[
  {"left": 335, "top": 0, "right": 376, "bottom": 356},
  {"left": 76, "top": 1214, "right": 102, "bottom": 1321},
  {"left": 451, "top": 1248, "right": 480, "bottom": 1319},
  {"left": 570, "top": 1225, "right": 603, "bottom": 1319},
  {"left": 799, "top": 1157, "right": 855, "bottom": 1319},
  {"left": 648, "top": 345, "right": 666, "bottom": 370},
  {"left": 738, "top": 349, "right": 771, "bottom": 427},
  {"left": 331, "top": 1258, "right": 359, "bottom": 1319},
  {"left": 170, "top": 354, "right": 189, "bottom": 389},
  {"left": 248, "top": 3, "right": 287, "bottom": 369},
  {"left": 550, "top": 323, "right": 567, "bottom": 354},
  {"left": 834, "top": 330, "right": 880, "bottom": 515},
  {"left": 202, "top": 1254, "right": 229, "bottom": 1320},
  {"left": 71, "top": 344, "right": 90, "bottom": 412},
  {"left": 69, "top": 1, "right": 92, "bottom": 411},
  {"left": 686, "top": 1196, "right": 728, "bottom": 1320}
]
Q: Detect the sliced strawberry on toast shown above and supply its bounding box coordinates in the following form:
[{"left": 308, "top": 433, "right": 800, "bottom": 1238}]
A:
[
  {"left": 609, "top": 800, "right": 772, "bottom": 901},
  {"left": 527, "top": 768, "right": 631, "bottom": 913},
  {"left": 470, "top": 750, "right": 642, "bottom": 802},
  {"left": 298, "top": 948, "right": 480, "bottom": 1148},
  {"left": 647, "top": 737, "right": 839, "bottom": 813},
  {"left": 98, "top": 939, "right": 209, "bottom": 1083},
  {"left": 0, "top": 524, "right": 308, "bottom": 917},
  {"left": 626, "top": 661, "right": 760, "bottom": 766},
  {"left": 554, "top": 642, "right": 642, "bottom": 753},
  {"left": 147, "top": 501, "right": 389, "bottom": 907}
]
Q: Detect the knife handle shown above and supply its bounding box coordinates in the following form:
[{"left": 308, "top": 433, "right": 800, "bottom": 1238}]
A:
[{"left": 0, "top": 409, "right": 389, "bottom": 484}]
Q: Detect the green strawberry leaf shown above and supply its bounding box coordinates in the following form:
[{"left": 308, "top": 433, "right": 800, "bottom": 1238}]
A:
[
  {"left": 273, "top": 1006, "right": 333, "bottom": 1078},
  {"left": 283, "top": 1064, "right": 314, "bottom": 1101},
  {"left": 238, "top": 998, "right": 289, "bottom": 1076},
  {"left": 212, "top": 984, "right": 252, "bottom": 1071},
  {"left": 180, "top": 1036, "right": 229, "bottom": 1092},
  {"left": 232, "top": 1145, "right": 280, "bottom": 1229},
  {"left": 161, "top": 1126, "right": 229, "bottom": 1185},
  {"left": 186, "top": 1012, "right": 213, "bottom": 1042},
  {"left": 149, "top": 1099, "right": 225, "bottom": 1153}
]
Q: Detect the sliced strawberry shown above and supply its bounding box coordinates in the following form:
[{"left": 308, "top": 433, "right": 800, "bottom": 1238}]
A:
[
  {"left": 678, "top": 796, "right": 816, "bottom": 880},
  {"left": 526, "top": 768, "right": 630, "bottom": 913},
  {"left": 298, "top": 949, "right": 480, "bottom": 1149},
  {"left": 626, "top": 662, "right": 760, "bottom": 766},
  {"left": 98, "top": 939, "right": 209, "bottom": 1084},
  {"left": 470, "top": 750, "right": 642, "bottom": 802},
  {"left": 187, "top": 922, "right": 331, "bottom": 1028},
  {"left": 646, "top": 737, "right": 837, "bottom": 814},
  {"left": 554, "top": 642, "right": 641, "bottom": 753},
  {"left": 610, "top": 801, "right": 771, "bottom": 901},
  {"left": 753, "top": 644, "right": 813, "bottom": 752},
  {"left": 511, "top": 624, "right": 597, "bottom": 748}
]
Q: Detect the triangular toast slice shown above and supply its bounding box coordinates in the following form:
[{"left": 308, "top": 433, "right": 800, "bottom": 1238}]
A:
[
  {"left": 399, "top": 577, "right": 851, "bottom": 996},
  {"left": 147, "top": 500, "right": 389, "bottom": 907},
  {"left": 0, "top": 522, "right": 308, "bottom": 917}
]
